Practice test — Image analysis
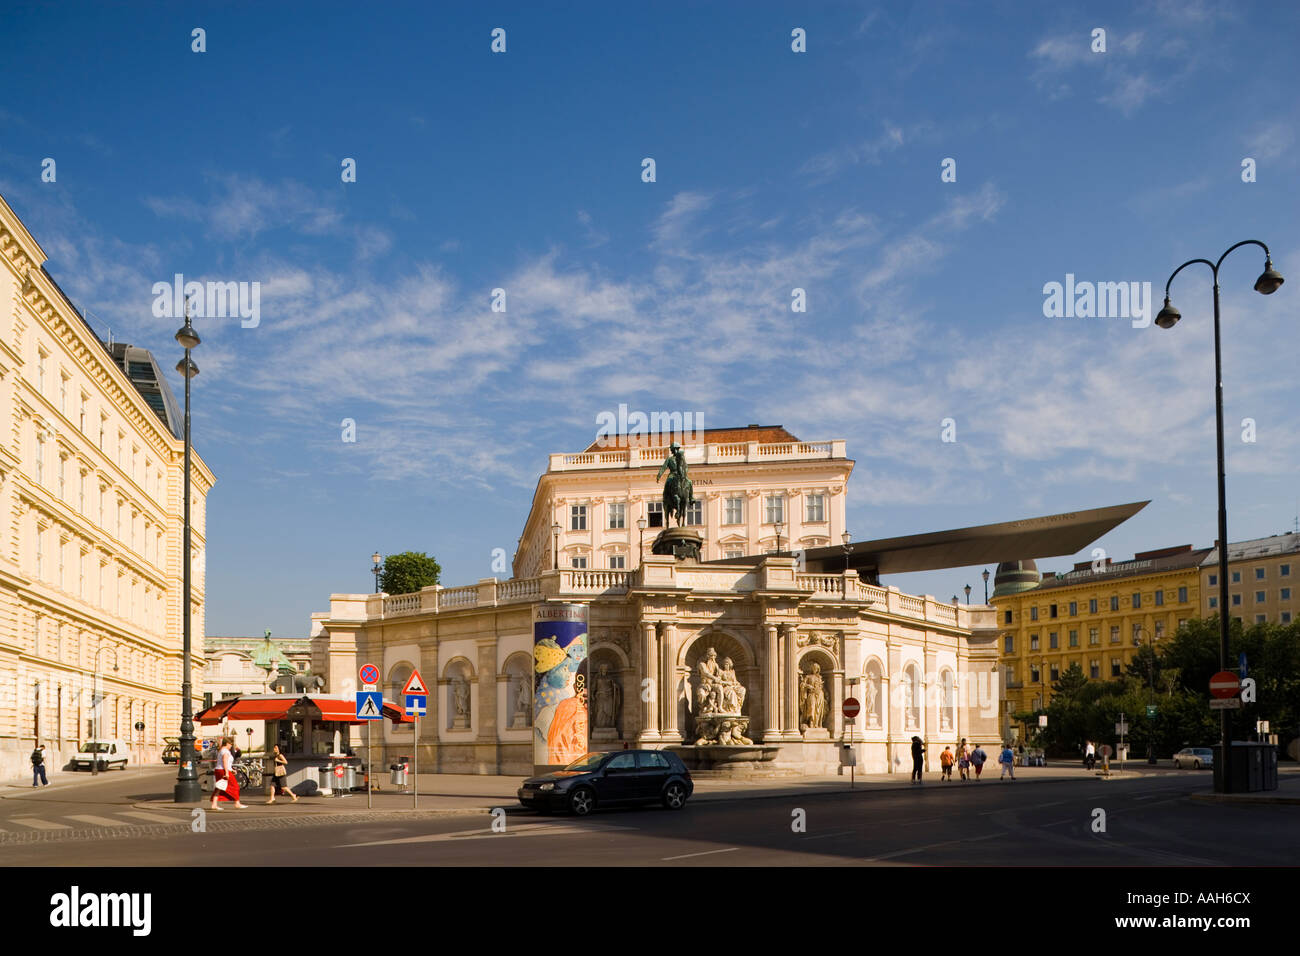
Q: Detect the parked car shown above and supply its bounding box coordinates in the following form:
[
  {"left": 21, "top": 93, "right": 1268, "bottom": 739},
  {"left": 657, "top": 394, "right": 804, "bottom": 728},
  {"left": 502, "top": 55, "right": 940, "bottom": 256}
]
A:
[
  {"left": 518, "top": 750, "right": 694, "bottom": 816},
  {"left": 72, "top": 739, "right": 130, "bottom": 771},
  {"left": 161, "top": 738, "right": 181, "bottom": 764},
  {"left": 1173, "top": 747, "right": 1215, "bottom": 769}
]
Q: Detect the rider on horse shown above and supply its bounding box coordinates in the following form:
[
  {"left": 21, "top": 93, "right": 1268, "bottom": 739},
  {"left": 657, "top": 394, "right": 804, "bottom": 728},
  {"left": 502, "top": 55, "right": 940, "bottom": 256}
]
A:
[{"left": 655, "top": 442, "right": 694, "bottom": 526}]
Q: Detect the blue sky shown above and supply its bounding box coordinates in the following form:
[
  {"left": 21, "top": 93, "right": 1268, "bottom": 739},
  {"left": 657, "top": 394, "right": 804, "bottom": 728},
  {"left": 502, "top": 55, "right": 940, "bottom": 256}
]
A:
[{"left": 2, "top": 1, "right": 1297, "bottom": 636}]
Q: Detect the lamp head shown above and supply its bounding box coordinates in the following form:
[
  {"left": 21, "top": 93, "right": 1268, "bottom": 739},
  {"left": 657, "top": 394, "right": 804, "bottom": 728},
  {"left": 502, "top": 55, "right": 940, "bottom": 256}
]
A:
[
  {"left": 636, "top": 517, "right": 647, "bottom": 531},
  {"left": 842, "top": 531, "right": 852, "bottom": 547},
  {"left": 175, "top": 321, "right": 201, "bottom": 350},
  {"left": 1254, "top": 256, "right": 1284, "bottom": 295},
  {"left": 1155, "top": 296, "right": 1181, "bottom": 329},
  {"left": 175, "top": 356, "right": 200, "bottom": 378},
  {"left": 982, "top": 568, "right": 990, "bottom": 582},
  {"left": 372, "top": 551, "right": 381, "bottom": 566}
]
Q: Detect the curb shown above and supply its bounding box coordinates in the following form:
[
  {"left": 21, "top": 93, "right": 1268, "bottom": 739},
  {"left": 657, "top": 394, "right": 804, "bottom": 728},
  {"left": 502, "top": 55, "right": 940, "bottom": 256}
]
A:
[{"left": 1188, "top": 792, "right": 1300, "bottom": 806}]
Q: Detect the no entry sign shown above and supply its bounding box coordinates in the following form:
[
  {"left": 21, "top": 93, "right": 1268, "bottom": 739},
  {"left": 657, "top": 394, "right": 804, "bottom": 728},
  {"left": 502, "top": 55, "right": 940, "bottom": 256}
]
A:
[
  {"left": 842, "top": 697, "right": 860, "bottom": 719},
  {"left": 1209, "top": 670, "right": 1240, "bottom": 699}
]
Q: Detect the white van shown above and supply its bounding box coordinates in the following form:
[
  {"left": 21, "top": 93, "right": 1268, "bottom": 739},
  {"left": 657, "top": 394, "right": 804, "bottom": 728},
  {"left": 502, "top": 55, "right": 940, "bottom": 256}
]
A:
[{"left": 72, "top": 739, "right": 130, "bottom": 771}]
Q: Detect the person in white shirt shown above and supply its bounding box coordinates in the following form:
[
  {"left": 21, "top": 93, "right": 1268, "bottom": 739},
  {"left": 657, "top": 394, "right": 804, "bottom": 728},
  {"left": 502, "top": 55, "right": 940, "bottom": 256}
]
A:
[{"left": 210, "top": 737, "right": 247, "bottom": 810}]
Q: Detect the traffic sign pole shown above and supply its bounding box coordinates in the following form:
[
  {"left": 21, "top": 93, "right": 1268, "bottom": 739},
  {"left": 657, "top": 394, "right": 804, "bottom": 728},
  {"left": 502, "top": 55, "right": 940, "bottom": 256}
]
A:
[
  {"left": 367, "top": 718, "right": 372, "bottom": 809},
  {"left": 413, "top": 714, "right": 418, "bottom": 810}
]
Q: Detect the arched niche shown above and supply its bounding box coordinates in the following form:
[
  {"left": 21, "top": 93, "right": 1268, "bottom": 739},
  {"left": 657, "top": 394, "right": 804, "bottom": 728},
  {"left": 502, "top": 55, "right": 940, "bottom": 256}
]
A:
[
  {"left": 797, "top": 648, "right": 835, "bottom": 735},
  {"left": 502, "top": 651, "right": 532, "bottom": 729},
  {"left": 862, "top": 657, "right": 884, "bottom": 728},
  {"left": 939, "top": 668, "right": 956, "bottom": 732},
  {"left": 442, "top": 656, "right": 475, "bottom": 731},
  {"left": 681, "top": 630, "right": 757, "bottom": 742}
]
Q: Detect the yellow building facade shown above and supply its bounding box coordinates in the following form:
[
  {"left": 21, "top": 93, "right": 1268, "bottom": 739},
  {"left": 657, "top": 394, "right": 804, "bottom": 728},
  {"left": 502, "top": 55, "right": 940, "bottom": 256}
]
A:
[
  {"left": 992, "top": 546, "right": 1208, "bottom": 742},
  {"left": 1200, "top": 533, "right": 1298, "bottom": 627},
  {"left": 0, "top": 194, "right": 215, "bottom": 779}
]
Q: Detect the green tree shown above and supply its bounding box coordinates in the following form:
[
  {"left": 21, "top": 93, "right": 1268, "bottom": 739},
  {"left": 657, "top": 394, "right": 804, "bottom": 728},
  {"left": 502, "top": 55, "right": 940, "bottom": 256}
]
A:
[{"left": 378, "top": 551, "right": 442, "bottom": 595}]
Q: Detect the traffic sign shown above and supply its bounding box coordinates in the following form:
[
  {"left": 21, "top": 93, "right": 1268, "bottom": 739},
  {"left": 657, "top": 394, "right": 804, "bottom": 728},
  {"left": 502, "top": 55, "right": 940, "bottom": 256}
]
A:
[
  {"left": 1146, "top": 705, "right": 1158, "bottom": 719},
  {"left": 334, "top": 765, "right": 345, "bottom": 778},
  {"left": 1209, "top": 698, "right": 1242, "bottom": 710},
  {"left": 1115, "top": 722, "right": 1128, "bottom": 735},
  {"left": 355, "top": 691, "right": 383, "bottom": 720},
  {"left": 402, "top": 668, "right": 428, "bottom": 696},
  {"left": 1239, "top": 652, "right": 1248, "bottom": 678},
  {"left": 1209, "top": 670, "right": 1240, "bottom": 699},
  {"left": 842, "top": 697, "right": 860, "bottom": 720},
  {"left": 1100, "top": 744, "right": 1112, "bottom": 758},
  {"left": 359, "top": 664, "right": 380, "bottom": 686},
  {"left": 405, "top": 694, "right": 427, "bottom": 717},
  {"left": 1038, "top": 715, "right": 1048, "bottom": 727}
]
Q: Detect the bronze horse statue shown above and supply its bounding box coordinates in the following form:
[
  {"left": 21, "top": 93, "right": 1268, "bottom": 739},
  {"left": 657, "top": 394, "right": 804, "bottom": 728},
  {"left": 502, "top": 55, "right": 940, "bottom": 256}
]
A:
[{"left": 656, "top": 443, "right": 695, "bottom": 526}]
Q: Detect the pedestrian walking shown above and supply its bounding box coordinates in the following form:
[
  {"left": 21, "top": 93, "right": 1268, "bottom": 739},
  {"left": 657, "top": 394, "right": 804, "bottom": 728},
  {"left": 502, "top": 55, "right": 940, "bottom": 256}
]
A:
[
  {"left": 958, "top": 738, "right": 970, "bottom": 781},
  {"left": 910, "top": 735, "right": 925, "bottom": 784},
  {"left": 1085, "top": 740, "right": 1096, "bottom": 771},
  {"left": 210, "top": 737, "right": 246, "bottom": 810},
  {"left": 265, "top": 744, "right": 298, "bottom": 804},
  {"left": 31, "top": 743, "right": 49, "bottom": 787},
  {"left": 999, "top": 743, "right": 1016, "bottom": 780},
  {"left": 940, "top": 745, "right": 954, "bottom": 781},
  {"left": 971, "top": 743, "right": 987, "bottom": 779}
]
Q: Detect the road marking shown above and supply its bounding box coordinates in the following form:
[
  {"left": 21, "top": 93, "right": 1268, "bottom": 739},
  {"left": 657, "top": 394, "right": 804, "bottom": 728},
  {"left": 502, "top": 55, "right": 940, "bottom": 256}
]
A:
[
  {"left": 117, "top": 810, "right": 186, "bottom": 824},
  {"left": 337, "top": 822, "right": 636, "bottom": 848},
  {"left": 802, "top": 830, "right": 856, "bottom": 841},
  {"left": 66, "top": 814, "right": 132, "bottom": 828},
  {"left": 897, "top": 818, "right": 941, "bottom": 826},
  {"left": 662, "top": 847, "right": 739, "bottom": 861},
  {"left": 10, "top": 817, "right": 71, "bottom": 830},
  {"left": 862, "top": 832, "right": 997, "bottom": 862},
  {"left": 1034, "top": 801, "right": 1065, "bottom": 808},
  {"left": 1042, "top": 820, "right": 1073, "bottom": 827}
]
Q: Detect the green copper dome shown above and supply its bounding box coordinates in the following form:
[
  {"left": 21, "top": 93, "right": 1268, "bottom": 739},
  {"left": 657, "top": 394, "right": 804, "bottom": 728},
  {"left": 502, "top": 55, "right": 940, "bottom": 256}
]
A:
[{"left": 992, "top": 560, "right": 1041, "bottom": 598}]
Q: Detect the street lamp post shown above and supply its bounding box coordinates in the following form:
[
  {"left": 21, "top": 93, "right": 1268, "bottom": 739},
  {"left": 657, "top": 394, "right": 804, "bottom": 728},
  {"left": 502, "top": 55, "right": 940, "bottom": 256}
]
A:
[
  {"left": 371, "top": 551, "right": 382, "bottom": 593},
  {"left": 982, "top": 568, "right": 990, "bottom": 604},
  {"left": 842, "top": 531, "right": 852, "bottom": 572},
  {"left": 1156, "top": 240, "right": 1283, "bottom": 793},
  {"left": 552, "top": 522, "right": 561, "bottom": 570},
  {"left": 173, "top": 305, "right": 202, "bottom": 803},
  {"left": 637, "top": 516, "right": 648, "bottom": 567},
  {"left": 964, "top": 584, "right": 972, "bottom": 605},
  {"left": 1133, "top": 625, "right": 1159, "bottom": 764},
  {"left": 92, "top": 645, "right": 119, "bottom": 775},
  {"left": 774, "top": 521, "right": 783, "bottom": 555}
]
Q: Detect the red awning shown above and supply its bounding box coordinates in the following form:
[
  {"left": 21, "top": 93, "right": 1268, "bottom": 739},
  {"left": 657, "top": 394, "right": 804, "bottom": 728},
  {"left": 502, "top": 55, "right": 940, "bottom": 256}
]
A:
[{"left": 198, "top": 695, "right": 412, "bottom": 725}]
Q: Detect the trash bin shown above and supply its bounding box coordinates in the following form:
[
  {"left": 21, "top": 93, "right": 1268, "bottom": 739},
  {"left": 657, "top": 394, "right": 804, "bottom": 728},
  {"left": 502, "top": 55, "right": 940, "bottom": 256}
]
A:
[
  {"left": 339, "top": 766, "right": 356, "bottom": 791},
  {"left": 390, "top": 762, "right": 409, "bottom": 786},
  {"left": 318, "top": 766, "right": 335, "bottom": 791},
  {"left": 1212, "top": 742, "right": 1279, "bottom": 793}
]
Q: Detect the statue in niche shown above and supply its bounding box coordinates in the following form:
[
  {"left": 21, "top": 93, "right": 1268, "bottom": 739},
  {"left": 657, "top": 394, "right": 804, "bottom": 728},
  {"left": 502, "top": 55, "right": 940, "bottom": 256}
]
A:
[
  {"left": 693, "top": 647, "right": 723, "bottom": 714},
  {"left": 799, "top": 662, "right": 827, "bottom": 732},
  {"left": 513, "top": 677, "right": 531, "bottom": 726},
  {"left": 452, "top": 678, "right": 471, "bottom": 727},
  {"left": 593, "top": 663, "right": 621, "bottom": 729},
  {"left": 865, "top": 675, "right": 879, "bottom": 725},
  {"left": 719, "top": 657, "right": 745, "bottom": 713}
]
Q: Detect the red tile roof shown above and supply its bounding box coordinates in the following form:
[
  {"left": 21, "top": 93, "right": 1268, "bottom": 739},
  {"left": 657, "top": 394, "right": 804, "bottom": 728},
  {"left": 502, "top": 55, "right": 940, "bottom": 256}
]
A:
[{"left": 582, "top": 424, "right": 800, "bottom": 453}]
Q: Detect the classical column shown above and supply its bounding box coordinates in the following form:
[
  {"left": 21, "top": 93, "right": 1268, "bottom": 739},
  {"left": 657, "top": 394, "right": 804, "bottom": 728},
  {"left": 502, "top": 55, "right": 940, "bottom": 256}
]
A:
[
  {"left": 831, "top": 669, "right": 843, "bottom": 738},
  {"left": 637, "top": 621, "right": 660, "bottom": 742},
  {"left": 783, "top": 624, "right": 799, "bottom": 739},
  {"left": 660, "top": 622, "right": 681, "bottom": 742},
  {"left": 764, "top": 623, "right": 780, "bottom": 741}
]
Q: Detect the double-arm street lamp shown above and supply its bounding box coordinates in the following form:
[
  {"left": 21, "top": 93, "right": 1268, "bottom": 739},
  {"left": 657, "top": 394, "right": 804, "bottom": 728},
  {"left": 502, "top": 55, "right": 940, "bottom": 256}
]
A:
[
  {"left": 1156, "top": 240, "right": 1283, "bottom": 793},
  {"left": 173, "top": 306, "right": 202, "bottom": 803},
  {"left": 91, "top": 644, "right": 119, "bottom": 775}
]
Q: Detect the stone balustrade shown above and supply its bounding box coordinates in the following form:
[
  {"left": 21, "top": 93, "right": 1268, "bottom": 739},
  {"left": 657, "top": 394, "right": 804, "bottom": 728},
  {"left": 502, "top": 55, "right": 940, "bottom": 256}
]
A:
[{"left": 548, "top": 438, "right": 846, "bottom": 472}]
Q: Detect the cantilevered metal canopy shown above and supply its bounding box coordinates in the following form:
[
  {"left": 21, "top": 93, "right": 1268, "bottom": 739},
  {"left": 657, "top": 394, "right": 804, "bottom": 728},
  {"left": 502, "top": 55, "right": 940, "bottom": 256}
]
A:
[{"left": 711, "top": 501, "right": 1149, "bottom": 576}]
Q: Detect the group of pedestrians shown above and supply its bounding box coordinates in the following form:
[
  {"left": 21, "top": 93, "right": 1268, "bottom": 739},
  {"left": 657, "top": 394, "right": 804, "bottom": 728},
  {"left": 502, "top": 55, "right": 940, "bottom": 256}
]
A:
[
  {"left": 210, "top": 739, "right": 298, "bottom": 810},
  {"left": 914, "top": 737, "right": 990, "bottom": 783}
]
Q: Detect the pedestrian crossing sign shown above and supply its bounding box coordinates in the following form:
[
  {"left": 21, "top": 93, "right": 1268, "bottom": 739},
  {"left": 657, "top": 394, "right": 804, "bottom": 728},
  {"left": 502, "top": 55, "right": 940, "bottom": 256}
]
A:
[{"left": 356, "top": 691, "right": 383, "bottom": 720}]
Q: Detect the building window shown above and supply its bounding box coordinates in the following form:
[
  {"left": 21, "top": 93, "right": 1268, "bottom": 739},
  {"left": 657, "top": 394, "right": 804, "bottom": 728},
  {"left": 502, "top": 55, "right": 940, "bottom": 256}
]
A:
[
  {"left": 1004, "top": 610, "right": 1013, "bottom": 625},
  {"left": 1232, "top": 594, "right": 1241, "bottom": 606},
  {"left": 1030, "top": 607, "right": 1038, "bottom": 621},
  {"left": 1154, "top": 620, "right": 1164, "bottom": 638},
  {"left": 1049, "top": 632, "right": 1058, "bottom": 649},
  {"left": 1050, "top": 665, "right": 1059, "bottom": 682},
  {"left": 1132, "top": 623, "right": 1143, "bottom": 642},
  {"left": 725, "top": 550, "right": 743, "bottom": 559},
  {"left": 1178, "top": 586, "right": 1188, "bottom": 603},
  {"left": 35, "top": 435, "right": 44, "bottom": 484},
  {"left": 1178, "top": 618, "right": 1188, "bottom": 629},
  {"left": 1110, "top": 626, "right": 1120, "bottom": 644},
  {"left": 1282, "top": 564, "right": 1291, "bottom": 577},
  {"left": 1029, "top": 634, "right": 1039, "bottom": 651},
  {"left": 1111, "top": 659, "right": 1122, "bottom": 677},
  {"left": 607, "top": 502, "right": 625, "bottom": 529},
  {"left": 1003, "top": 635, "right": 1014, "bottom": 654},
  {"left": 724, "top": 497, "right": 743, "bottom": 525},
  {"left": 1255, "top": 591, "right": 1265, "bottom": 603},
  {"left": 571, "top": 556, "right": 587, "bottom": 569},
  {"left": 1282, "top": 588, "right": 1291, "bottom": 601},
  {"left": 1049, "top": 604, "right": 1058, "bottom": 619},
  {"left": 764, "top": 495, "right": 785, "bottom": 525},
  {"left": 1232, "top": 571, "right": 1241, "bottom": 584},
  {"left": 1209, "top": 596, "right": 1218, "bottom": 609},
  {"left": 1132, "top": 592, "right": 1141, "bottom": 608},
  {"left": 1110, "top": 596, "right": 1119, "bottom": 611},
  {"left": 37, "top": 349, "right": 47, "bottom": 394},
  {"left": 569, "top": 504, "right": 587, "bottom": 531},
  {"left": 805, "top": 494, "right": 825, "bottom": 522},
  {"left": 1209, "top": 574, "right": 1217, "bottom": 586},
  {"left": 1089, "top": 598, "right": 1098, "bottom": 614},
  {"left": 1089, "top": 660, "right": 1100, "bottom": 679},
  {"left": 59, "top": 373, "right": 69, "bottom": 414},
  {"left": 608, "top": 554, "right": 625, "bottom": 570},
  {"left": 685, "top": 500, "right": 703, "bottom": 526},
  {"left": 1256, "top": 614, "right": 1266, "bottom": 624},
  {"left": 647, "top": 501, "right": 664, "bottom": 527},
  {"left": 1069, "top": 629, "right": 1079, "bottom": 647},
  {"left": 1030, "top": 666, "right": 1040, "bottom": 683},
  {"left": 1284, "top": 612, "right": 1293, "bottom": 624},
  {"left": 1068, "top": 601, "right": 1077, "bottom": 616},
  {"left": 1255, "top": 567, "right": 1265, "bottom": 580},
  {"left": 1155, "top": 589, "right": 1164, "bottom": 606},
  {"left": 1089, "top": 628, "right": 1099, "bottom": 645}
]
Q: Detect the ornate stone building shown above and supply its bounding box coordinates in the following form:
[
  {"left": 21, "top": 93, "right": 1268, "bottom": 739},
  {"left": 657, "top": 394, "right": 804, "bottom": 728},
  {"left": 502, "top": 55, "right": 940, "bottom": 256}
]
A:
[
  {"left": 309, "top": 557, "right": 1001, "bottom": 775},
  {"left": 0, "top": 193, "right": 214, "bottom": 778}
]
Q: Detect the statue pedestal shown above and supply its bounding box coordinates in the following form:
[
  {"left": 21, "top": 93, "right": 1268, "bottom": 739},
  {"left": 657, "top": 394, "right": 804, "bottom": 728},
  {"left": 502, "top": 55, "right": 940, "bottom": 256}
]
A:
[
  {"left": 452, "top": 716, "right": 469, "bottom": 730},
  {"left": 652, "top": 527, "right": 703, "bottom": 561},
  {"left": 802, "top": 727, "right": 831, "bottom": 741},
  {"left": 692, "top": 714, "right": 752, "bottom": 746},
  {"left": 510, "top": 710, "right": 529, "bottom": 730},
  {"left": 591, "top": 728, "right": 618, "bottom": 742}
]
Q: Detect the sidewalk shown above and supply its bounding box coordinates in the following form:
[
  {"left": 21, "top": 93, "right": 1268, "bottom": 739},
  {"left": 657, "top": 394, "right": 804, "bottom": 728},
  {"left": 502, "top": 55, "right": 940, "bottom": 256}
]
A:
[{"left": 128, "top": 763, "right": 1167, "bottom": 818}]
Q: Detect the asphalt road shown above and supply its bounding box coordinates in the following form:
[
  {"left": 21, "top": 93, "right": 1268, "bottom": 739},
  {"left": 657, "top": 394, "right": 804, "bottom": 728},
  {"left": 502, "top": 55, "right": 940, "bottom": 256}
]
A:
[{"left": 2, "top": 769, "right": 1295, "bottom": 866}]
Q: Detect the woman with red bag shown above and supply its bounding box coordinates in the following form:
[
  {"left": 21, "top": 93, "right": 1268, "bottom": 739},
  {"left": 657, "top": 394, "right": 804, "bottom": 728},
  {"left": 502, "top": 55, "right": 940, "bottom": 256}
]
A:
[{"left": 210, "top": 737, "right": 247, "bottom": 810}]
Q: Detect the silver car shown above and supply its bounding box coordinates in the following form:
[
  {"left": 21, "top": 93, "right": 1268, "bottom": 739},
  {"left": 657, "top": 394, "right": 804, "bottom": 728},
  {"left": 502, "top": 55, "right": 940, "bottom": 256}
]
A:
[{"left": 1173, "top": 747, "right": 1214, "bottom": 769}]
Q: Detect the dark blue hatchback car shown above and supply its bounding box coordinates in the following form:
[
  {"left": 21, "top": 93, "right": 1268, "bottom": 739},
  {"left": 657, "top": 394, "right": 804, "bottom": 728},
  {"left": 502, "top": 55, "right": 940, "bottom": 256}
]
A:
[{"left": 518, "top": 749, "right": 694, "bottom": 816}]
